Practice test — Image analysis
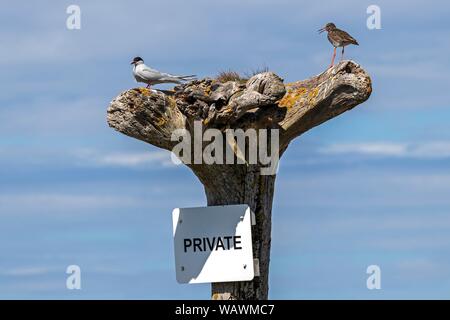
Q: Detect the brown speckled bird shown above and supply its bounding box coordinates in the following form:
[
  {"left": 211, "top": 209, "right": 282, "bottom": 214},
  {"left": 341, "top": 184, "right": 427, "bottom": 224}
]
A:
[{"left": 319, "top": 23, "right": 359, "bottom": 68}]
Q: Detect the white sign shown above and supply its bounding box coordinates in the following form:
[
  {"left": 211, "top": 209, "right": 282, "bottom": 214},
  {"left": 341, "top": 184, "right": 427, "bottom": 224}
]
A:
[{"left": 172, "top": 205, "right": 255, "bottom": 284}]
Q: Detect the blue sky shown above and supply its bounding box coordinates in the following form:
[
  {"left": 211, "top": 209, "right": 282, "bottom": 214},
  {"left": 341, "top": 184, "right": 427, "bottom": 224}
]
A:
[{"left": 1, "top": 0, "right": 450, "bottom": 299}]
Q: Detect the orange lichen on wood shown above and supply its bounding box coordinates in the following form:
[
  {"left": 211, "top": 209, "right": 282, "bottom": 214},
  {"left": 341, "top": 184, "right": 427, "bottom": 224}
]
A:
[
  {"left": 135, "top": 87, "right": 153, "bottom": 96},
  {"left": 278, "top": 87, "right": 307, "bottom": 109},
  {"left": 307, "top": 87, "right": 319, "bottom": 103}
]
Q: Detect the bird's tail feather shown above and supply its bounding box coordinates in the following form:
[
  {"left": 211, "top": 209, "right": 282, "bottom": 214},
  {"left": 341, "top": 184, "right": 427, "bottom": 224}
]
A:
[{"left": 179, "top": 74, "right": 197, "bottom": 80}]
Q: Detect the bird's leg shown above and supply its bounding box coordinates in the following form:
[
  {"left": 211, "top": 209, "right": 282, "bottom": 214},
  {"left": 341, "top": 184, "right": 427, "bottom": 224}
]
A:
[
  {"left": 330, "top": 47, "right": 337, "bottom": 68},
  {"left": 146, "top": 84, "right": 157, "bottom": 94},
  {"left": 341, "top": 46, "right": 345, "bottom": 61}
]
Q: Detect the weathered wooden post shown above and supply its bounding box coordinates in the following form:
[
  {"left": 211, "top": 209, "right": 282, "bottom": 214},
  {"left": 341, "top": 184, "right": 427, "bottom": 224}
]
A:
[{"left": 107, "top": 60, "right": 372, "bottom": 300}]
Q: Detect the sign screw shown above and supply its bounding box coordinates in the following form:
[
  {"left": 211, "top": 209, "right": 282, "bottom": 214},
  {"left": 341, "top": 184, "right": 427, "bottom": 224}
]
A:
[
  {"left": 243, "top": 264, "right": 247, "bottom": 269},
  {"left": 179, "top": 219, "right": 183, "bottom": 224},
  {"left": 181, "top": 266, "right": 185, "bottom": 271}
]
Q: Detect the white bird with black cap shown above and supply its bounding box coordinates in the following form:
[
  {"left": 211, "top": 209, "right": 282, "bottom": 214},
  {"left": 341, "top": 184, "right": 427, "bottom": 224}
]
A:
[{"left": 130, "top": 56, "right": 196, "bottom": 90}]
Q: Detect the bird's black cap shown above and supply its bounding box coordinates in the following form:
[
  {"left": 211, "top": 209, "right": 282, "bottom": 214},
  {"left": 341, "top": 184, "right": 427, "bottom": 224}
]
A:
[{"left": 131, "top": 56, "right": 143, "bottom": 64}]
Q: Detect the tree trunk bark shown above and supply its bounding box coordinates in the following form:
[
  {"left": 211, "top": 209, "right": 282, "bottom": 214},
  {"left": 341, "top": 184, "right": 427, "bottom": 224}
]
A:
[{"left": 195, "top": 165, "right": 275, "bottom": 300}]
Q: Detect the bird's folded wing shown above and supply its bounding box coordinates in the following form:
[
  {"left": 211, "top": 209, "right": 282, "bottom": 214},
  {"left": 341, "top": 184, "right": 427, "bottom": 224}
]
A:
[
  {"left": 137, "top": 67, "right": 165, "bottom": 81},
  {"left": 158, "top": 71, "right": 188, "bottom": 79},
  {"left": 336, "top": 29, "right": 358, "bottom": 43},
  {"left": 139, "top": 67, "right": 194, "bottom": 81}
]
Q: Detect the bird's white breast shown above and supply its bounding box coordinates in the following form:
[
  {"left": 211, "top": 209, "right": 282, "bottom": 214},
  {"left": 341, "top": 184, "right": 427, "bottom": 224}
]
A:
[{"left": 133, "top": 64, "right": 143, "bottom": 75}]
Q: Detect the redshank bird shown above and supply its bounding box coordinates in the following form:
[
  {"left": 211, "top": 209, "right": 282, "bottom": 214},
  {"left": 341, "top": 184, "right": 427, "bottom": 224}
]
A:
[{"left": 318, "top": 23, "right": 359, "bottom": 68}]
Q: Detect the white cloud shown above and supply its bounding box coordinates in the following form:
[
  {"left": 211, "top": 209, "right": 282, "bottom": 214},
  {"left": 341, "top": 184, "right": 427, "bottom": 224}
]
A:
[
  {"left": 320, "top": 142, "right": 407, "bottom": 157},
  {"left": 368, "top": 235, "right": 450, "bottom": 250},
  {"left": 409, "top": 142, "right": 450, "bottom": 158},
  {"left": 73, "top": 149, "right": 177, "bottom": 168},
  {"left": 319, "top": 141, "right": 450, "bottom": 159},
  {"left": 0, "top": 267, "right": 53, "bottom": 277},
  {"left": 0, "top": 97, "right": 106, "bottom": 136},
  {"left": 0, "top": 146, "right": 179, "bottom": 171},
  {"left": 98, "top": 152, "right": 171, "bottom": 167},
  {"left": 0, "top": 193, "right": 144, "bottom": 216}
]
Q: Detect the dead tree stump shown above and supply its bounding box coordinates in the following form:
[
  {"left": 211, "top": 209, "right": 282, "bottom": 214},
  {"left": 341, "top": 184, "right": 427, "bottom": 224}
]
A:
[{"left": 107, "top": 60, "right": 372, "bottom": 300}]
